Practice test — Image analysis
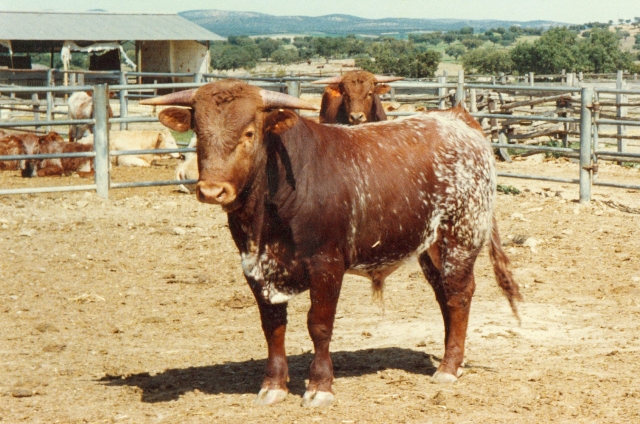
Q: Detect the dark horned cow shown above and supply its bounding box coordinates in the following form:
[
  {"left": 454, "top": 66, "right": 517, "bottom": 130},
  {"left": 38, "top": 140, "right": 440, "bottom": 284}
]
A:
[
  {"left": 141, "top": 80, "right": 521, "bottom": 407},
  {"left": 312, "top": 70, "right": 403, "bottom": 125}
]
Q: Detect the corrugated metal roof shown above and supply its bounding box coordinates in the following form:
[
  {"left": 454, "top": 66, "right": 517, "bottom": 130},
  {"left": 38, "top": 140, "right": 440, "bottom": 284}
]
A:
[{"left": 0, "top": 11, "right": 225, "bottom": 41}]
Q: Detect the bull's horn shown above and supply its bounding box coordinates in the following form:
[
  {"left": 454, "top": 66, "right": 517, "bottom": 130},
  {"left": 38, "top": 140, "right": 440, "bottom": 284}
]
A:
[
  {"left": 374, "top": 75, "right": 404, "bottom": 83},
  {"left": 260, "top": 90, "right": 318, "bottom": 110},
  {"left": 310, "top": 75, "right": 343, "bottom": 85},
  {"left": 139, "top": 89, "right": 196, "bottom": 106}
]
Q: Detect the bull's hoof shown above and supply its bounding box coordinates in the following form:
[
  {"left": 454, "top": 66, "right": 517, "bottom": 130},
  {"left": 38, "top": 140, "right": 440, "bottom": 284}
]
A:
[
  {"left": 431, "top": 369, "right": 461, "bottom": 384},
  {"left": 301, "top": 390, "right": 334, "bottom": 407},
  {"left": 254, "top": 388, "right": 287, "bottom": 405}
]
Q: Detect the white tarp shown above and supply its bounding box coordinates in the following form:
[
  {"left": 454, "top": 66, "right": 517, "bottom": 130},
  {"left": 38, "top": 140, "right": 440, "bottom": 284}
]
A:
[{"left": 61, "top": 41, "right": 136, "bottom": 70}]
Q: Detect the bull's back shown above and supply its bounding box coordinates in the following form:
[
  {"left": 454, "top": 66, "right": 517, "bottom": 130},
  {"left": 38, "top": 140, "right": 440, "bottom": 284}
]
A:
[{"left": 331, "top": 113, "right": 495, "bottom": 264}]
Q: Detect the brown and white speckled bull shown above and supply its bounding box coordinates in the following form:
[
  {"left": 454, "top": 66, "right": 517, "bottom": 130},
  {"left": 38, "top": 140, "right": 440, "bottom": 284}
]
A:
[
  {"left": 141, "top": 79, "right": 521, "bottom": 407},
  {"left": 312, "top": 70, "right": 403, "bottom": 125}
]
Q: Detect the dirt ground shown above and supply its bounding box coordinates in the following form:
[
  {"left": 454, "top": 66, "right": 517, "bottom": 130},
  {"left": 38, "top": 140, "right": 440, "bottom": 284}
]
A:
[{"left": 1, "top": 154, "right": 640, "bottom": 423}]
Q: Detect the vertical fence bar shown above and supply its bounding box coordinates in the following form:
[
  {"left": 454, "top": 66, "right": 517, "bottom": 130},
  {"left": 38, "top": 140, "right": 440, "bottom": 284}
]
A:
[
  {"left": 579, "top": 86, "right": 594, "bottom": 203},
  {"left": 469, "top": 88, "right": 477, "bottom": 112},
  {"left": 455, "top": 70, "right": 465, "bottom": 106},
  {"left": 438, "top": 75, "right": 447, "bottom": 109},
  {"left": 616, "top": 70, "right": 627, "bottom": 163},
  {"left": 46, "top": 69, "right": 53, "bottom": 133},
  {"left": 592, "top": 90, "right": 600, "bottom": 182},
  {"left": 93, "top": 84, "right": 110, "bottom": 199},
  {"left": 119, "top": 72, "right": 128, "bottom": 131},
  {"left": 31, "top": 93, "right": 40, "bottom": 131}
]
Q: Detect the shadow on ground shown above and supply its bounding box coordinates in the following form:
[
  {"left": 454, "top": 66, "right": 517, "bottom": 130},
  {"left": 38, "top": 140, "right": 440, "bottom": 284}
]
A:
[{"left": 100, "top": 347, "right": 441, "bottom": 403}]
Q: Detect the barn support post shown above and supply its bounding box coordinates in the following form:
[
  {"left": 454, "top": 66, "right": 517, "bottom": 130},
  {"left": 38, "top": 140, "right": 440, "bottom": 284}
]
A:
[
  {"left": 93, "top": 84, "right": 110, "bottom": 199},
  {"left": 46, "top": 69, "right": 54, "bottom": 133},
  {"left": 119, "top": 72, "right": 128, "bottom": 130},
  {"left": 579, "top": 86, "right": 594, "bottom": 203}
]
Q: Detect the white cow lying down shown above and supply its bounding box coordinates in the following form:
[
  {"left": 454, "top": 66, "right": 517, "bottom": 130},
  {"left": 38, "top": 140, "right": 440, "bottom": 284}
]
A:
[
  {"left": 175, "top": 133, "right": 198, "bottom": 193},
  {"left": 79, "top": 129, "right": 180, "bottom": 166}
]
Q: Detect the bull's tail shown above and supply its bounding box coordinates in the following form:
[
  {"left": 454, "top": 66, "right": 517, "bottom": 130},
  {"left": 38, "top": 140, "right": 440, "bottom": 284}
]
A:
[{"left": 489, "top": 215, "right": 523, "bottom": 322}]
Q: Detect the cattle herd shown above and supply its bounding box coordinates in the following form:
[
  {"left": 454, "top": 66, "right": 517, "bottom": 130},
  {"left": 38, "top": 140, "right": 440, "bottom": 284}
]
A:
[{"left": 1, "top": 71, "right": 523, "bottom": 408}]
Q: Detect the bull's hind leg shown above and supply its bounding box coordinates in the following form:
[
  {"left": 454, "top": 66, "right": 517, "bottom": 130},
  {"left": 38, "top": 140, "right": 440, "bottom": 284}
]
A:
[
  {"left": 250, "top": 293, "right": 289, "bottom": 405},
  {"left": 419, "top": 246, "right": 478, "bottom": 383}
]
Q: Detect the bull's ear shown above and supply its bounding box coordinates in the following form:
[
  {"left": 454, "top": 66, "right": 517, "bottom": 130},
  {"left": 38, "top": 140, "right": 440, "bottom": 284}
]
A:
[
  {"left": 264, "top": 109, "right": 298, "bottom": 135},
  {"left": 158, "top": 107, "right": 192, "bottom": 132},
  {"left": 325, "top": 84, "right": 342, "bottom": 99},
  {"left": 375, "top": 84, "right": 392, "bottom": 95}
]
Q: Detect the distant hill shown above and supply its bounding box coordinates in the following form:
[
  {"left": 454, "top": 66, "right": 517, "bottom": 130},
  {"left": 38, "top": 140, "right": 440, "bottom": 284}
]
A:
[{"left": 179, "top": 9, "right": 566, "bottom": 38}]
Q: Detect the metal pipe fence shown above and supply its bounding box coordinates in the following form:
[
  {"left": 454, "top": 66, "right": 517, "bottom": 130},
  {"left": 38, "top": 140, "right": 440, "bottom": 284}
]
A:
[{"left": 1, "top": 72, "right": 640, "bottom": 200}]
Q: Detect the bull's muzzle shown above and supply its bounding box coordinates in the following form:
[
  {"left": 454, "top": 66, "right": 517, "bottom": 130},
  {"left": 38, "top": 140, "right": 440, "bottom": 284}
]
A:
[
  {"left": 349, "top": 112, "right": 366, "bottom": 124},
  {"left": 196, "top": 181, "right": 236, "bottom": 207}
]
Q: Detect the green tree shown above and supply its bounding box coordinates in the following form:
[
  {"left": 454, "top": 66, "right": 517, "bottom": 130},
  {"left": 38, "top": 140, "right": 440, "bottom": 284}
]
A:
[
  {"left": 256, "top": 38, "right": 282, "bottom": 61},
  {"left": 462, "top": 47, "right": 513, "bottom": 74},
  {"left": 271, "top": 47, "right": 299, "bottom": 65},
  {"left": 210, "top": 41, "right": 260, "bottom": 71},
  {"left": 574, "top": 27, "right": 634, "bottom": 72},
  {"left": 461, "top": 37, "right": 484, "bottom": 50},
  {"left": 445, "top": 44, "right": 467, "bottom": 59}
]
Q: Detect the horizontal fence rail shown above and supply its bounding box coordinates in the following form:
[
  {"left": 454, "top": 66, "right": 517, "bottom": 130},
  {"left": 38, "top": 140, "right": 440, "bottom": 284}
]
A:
[{"left": 1, "top": 70, "right": 640, "bottom": 200}]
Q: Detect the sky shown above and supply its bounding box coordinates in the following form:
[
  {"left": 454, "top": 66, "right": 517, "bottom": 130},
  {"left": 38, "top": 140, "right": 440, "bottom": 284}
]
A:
[{"left": 0, "top": 0, "right": 639, "bottom": 25}]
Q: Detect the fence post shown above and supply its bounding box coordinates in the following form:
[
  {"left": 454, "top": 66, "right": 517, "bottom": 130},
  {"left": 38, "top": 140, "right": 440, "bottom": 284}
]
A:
[
  {"left": 455, "top": 70, "right": 465, "bottom": 106},
  {"left": 119, "top": 71, "right": 128, "bottom": 130},
  {"left": 579, "top": 86, "right": 594, "bottom": 204},
  {"left": 286, "top": 80, "right": 301, "bottom": 98},
  {"left": 46, "top": 69, "right": 54, "bottom": 133},
  {"left": 93, "top": 84, "right": 110, "bottom": 199}
]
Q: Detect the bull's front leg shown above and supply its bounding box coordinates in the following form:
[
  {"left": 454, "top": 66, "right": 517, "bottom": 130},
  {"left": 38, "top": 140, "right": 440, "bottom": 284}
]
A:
[
  {"left": 302, "top": 258, "right": 345, "bottom": 407},
  {"left": 250, "top": 289, "right": 289, "bottom": 405}
]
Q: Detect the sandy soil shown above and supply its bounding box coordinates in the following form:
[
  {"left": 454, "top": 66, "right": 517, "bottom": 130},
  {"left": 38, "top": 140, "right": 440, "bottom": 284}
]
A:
[{"left": 1, "top": 154, "right": 640, "bottom": 423}]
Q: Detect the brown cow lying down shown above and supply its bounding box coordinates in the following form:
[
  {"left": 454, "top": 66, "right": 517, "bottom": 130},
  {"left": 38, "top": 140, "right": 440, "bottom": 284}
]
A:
[
  {"left": 21, "top": 134, "right": 94, "bottom": 178},
  {"left": 141, "top": 80, "right": 521, "bottom": 407},
  {"left": 79, "top": 129, "right": 180, "bottom": 166},
  {"left": 0, "top": 131, "right": 64, "bottom": 173},
  {"left": 0, "top": 135, "right": 27, "bottom": 170}
]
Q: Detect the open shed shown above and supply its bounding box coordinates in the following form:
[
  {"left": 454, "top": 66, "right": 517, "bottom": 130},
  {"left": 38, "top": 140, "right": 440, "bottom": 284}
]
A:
[{"left": 0, "top": 11, "right": 224, "bottom": 80}]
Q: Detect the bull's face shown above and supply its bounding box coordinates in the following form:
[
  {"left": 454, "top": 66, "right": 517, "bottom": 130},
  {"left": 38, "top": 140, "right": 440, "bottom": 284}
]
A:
[
  {"left": 314, "top": 71, "right": 402, "bottom": 125},
  {"left": 143, "top": 80, "right": 317, "bottom": 212},
  {"left": 19, "top": 134, "right": 40, "bottom": 178},
  {"left": 339, "top": 74, "right": 389, "bottom": 125}
]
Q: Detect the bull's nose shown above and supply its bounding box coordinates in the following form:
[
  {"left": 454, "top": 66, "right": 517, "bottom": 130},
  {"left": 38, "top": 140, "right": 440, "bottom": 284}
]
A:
[
  {"left": 349, "top": 112, "right": 366, "bottom": 124},
  {"left": 196, "top": 181, "right": 236, "bottom": 205}
]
